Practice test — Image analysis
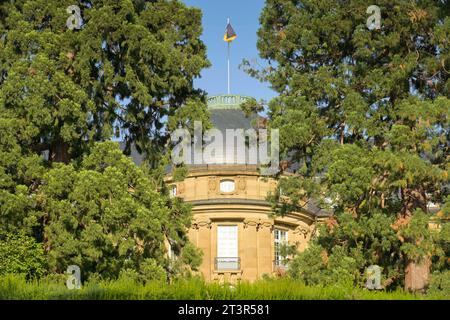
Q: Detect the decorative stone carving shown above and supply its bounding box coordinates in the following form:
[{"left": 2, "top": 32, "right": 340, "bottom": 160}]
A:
[
  {"left": 258, "top": 221, "right": 273, "bottom": 230},
  {"left": 293, "top": 225, "right": 310, "bottom": 238},
  {"left": 237, "top": 177, "right": 246, "bottom": 192},
  {"left": 213, "top": 270, "right": 242, "bottom": 284},
  {"left": 243, "top": 219, "right": 258, "bottom": 229},
  {"left": 192, "top": 219, "right": 212, "bottom": 229},
  {"left": 208, "top": 177, "right": 217, "bottom": 195},
  {"left": 243, "top": 219, "right": 273, "bottom": 231}
]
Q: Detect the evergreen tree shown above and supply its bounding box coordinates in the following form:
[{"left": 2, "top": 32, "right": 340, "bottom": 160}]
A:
[
  {"left": 40, "top": 141, "right": 199, "bottom": 280},
  {"left": 0, "top": 0, "right": 209, "bottom": 279},
  {"left": 0, "top": 0, "right": 209, "bottom": 163},
  {"left": 246, "top": 0, "right": 450, "bottom": 291}
]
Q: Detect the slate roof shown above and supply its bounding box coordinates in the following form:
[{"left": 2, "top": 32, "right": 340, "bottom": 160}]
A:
[
  {"left": 121, "top": 94, "right": 331, "bottom": 217},
  {"left": 122, "top": 95, "right": 257, "bottom": 166},
  {"left": 303, "top": 200, "right": 331, "bottom": 217},
  {"left": 119, "top": 142, "right": 143, "bottom": 166},
  {"left": 210, "top": 108, "right": 257, "bottom": 131}
]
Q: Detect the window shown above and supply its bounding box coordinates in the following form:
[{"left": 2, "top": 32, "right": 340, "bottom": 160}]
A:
[
  {"left": 219, "top": 180, "right": 235, "bottom": 193},
  {"left": 170, "top": 185, "right": 177, "bottom": 197},
  {"left": 168, "top": 241, "right": 176, "bottom": 260},
  {"left": 274, "top": 229, "right": 288, "bottom": 267},
  {"left": 216, "top": 225, "right": 239, "bottom": 270}
]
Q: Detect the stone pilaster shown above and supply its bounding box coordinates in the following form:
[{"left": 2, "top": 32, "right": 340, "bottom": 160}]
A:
[{"left": 192, "top": 219, "right": 212, "bottom": 281}]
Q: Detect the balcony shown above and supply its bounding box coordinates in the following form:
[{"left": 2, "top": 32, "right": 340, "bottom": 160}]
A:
[{"left": 215, "top": 257, "right": 241, "bottom": 271}]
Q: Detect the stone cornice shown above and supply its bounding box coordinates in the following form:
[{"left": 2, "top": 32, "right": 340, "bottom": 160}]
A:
[
  {"left": 188, "top": 198, "right": 271, "bottom": 207},
  {"left": 189, "top": 199, "right": 317, "bottom": 224}
]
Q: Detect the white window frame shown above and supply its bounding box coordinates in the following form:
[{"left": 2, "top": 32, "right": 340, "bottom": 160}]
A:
[
  {"left": 216, "top": 225, "right": 239, "bottom": 270},
  {"left": 219, "top": 179, "right": 235, "bottom": 193},
  {"left": 274, "top": 229, "right": 288, "bottom": 266}
]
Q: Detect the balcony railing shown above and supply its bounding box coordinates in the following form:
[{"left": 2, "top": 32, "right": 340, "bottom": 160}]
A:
[
  {"left": 215, "top": 257, "right": 241, "bottom": 270},
  {"left": 207, "top": 94, "right": 251, "bottom": 110}
]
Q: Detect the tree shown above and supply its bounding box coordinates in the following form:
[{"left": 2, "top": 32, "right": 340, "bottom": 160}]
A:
[
  {"left": 246, "top": 0, "right": 450, "bottom": 291},
  {"left": 0, "top": 231, "right": 47, "bottom": 279},
  {"left": 0, "top": 0, "right": 210, "bottom": 164},
  {"left": 40, "top": 141, "right": 199, "bottom": 280},
  {"left": 0, "top": 0, "right": 209, "bottom": 279}
]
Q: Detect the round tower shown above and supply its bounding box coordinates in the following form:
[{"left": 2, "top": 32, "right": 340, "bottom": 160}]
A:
[{"left": 165, "top": 94, "right": 327, "bottom": 283}]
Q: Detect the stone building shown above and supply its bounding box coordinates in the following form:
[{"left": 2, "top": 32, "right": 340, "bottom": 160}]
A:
[{"left": 164, "top": 94, "right": 329, "bottom": 283}]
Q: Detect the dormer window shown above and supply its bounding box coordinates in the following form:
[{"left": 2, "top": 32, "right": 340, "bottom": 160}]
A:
[{"left": 219, "top": 180, "right": 235, "bottom": 193}]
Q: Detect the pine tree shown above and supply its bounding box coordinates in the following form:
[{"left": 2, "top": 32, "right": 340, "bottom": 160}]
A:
[
  {"left": 246, "top": 0, "right": 450, "bottom": 291},
  {"left": 0, "top": 0, "right": 209, "bottom": 164},
  {"left": 40, "top": 141, "right": 200, "bottom": 280},
  {"left": 0, "top": 0, "right": 209, "bottom": 279}
]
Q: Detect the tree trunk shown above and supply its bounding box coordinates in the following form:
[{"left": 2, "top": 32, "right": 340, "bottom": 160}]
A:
[
  {"left": 403, "top": 188, "right": 431, "bottom": 292},
  {"left": 401, "top": 187, "right": 431, "bottom": 292},
  {"left": 49, "top": 140, "right": 70, "bottom": 163},
  {"left": 404, "top": 257, "right": 431, "bottom": 292}
]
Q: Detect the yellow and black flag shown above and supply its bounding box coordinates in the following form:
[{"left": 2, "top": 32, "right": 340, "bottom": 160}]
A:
[{"left": 223, "top": 20, "right": 237, "bottom": 42}]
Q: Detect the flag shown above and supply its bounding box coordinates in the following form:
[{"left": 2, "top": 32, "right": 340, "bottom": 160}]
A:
[{"left": 223, "top": 21, "right": 237, "bottom": 42}]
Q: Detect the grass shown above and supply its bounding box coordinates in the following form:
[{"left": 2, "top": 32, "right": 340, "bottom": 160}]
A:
[{"left": 0, "top": 274, "right": 448, "bottom": 300}]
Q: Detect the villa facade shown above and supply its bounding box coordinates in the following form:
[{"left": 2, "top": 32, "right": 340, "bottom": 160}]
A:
[{"left": 165, "top": 95, "right": 329, "bottom": 283}]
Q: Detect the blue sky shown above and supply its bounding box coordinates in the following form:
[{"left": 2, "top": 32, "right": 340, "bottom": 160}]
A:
[{"left": 183, "top": 0, "right": 276, "bottom": 102}]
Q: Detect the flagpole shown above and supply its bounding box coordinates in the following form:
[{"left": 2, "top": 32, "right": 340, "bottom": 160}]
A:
[
  {"left": 227, "top": 41, "right": 230, "bottom": 94},
  {"left": 227, "top": 18, "right": 231, "bottom": 94}
]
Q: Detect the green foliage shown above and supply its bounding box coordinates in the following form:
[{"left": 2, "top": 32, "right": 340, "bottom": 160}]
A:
[
  {"left": 0, "top": 232, "right": 46, "bottom": 279},
  {"left": 0, "top": 0, "right": 210, "bottom": 228},
  {"left": 239, "top": 97, "right": 265, "bottom": 117},
  {"left": 249, "top": 0, "right": 450, "bottom": 290},
  {"left": 289, "top": 243, "right": 364, "bottom": 288},
  {"left": 0, "top": 0, "right": 208, "bottom": 282},
  {"left": 118, "top": 259, "right": 166, "bottom": 284},
  {"left": 0, "top": 275, "right": 447, "bottom": 300},
  {"left": 139, "top": 259, "right": 167, "bottom": 282},
  {"left": 427, "top": 270, "right": 450, "bottom": 295},
  {"left": 0, "top": 0, "right": 210, "bottom": 163},
  {"left": 179, "top": 242, "right": 203, "bottom": 271},
  {"left": 399, "top": 210, "right": 438, "bottom": 261},
  {"left": 40, "top": 141, "right": 197, "bottom": 280}
]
